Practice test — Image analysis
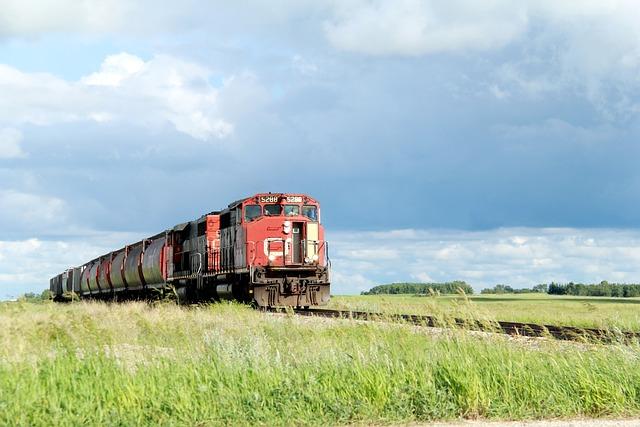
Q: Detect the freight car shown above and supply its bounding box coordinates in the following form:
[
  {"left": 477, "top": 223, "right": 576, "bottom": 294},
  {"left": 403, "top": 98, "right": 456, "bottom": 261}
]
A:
[{"left": 49, "top": 193, "right": 330, "bottom": 307}]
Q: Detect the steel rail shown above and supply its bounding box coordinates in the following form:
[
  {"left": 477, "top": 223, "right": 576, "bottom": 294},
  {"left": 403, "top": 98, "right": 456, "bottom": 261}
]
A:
[{"left": 267, "top": 307, "right": 640, "bottom": 343}]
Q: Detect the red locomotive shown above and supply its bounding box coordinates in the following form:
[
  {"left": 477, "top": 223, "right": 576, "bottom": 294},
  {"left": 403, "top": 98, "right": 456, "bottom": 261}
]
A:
[{"left": 49, "top": 193, "right": 331, "bottom": 307}]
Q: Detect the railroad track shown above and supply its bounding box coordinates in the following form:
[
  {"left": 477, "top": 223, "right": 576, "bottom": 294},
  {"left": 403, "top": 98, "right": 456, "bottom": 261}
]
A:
[{"left": 268, "top": 307, "right": 640, "bottom": 343}]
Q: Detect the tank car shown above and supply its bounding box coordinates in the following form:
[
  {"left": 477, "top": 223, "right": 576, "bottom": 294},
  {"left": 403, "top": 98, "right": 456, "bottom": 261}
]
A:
[{"left": 49, "top": 193, "right": 331, "bottom": 307}]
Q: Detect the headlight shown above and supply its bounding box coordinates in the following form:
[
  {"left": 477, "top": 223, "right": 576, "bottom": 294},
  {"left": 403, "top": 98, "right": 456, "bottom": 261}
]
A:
[
  {"left": 284, "top": 220, "right": 291, "bottom": 227},
  {"left": 268, "top": 254, "right": 276, "bottom": 261},
  {"left": 312, "top": 254, "right": 319, "bottom": 261},
  {"left": 283, "top": 226, "right": 291, "bottom": 234},
  {"left": 304, "top": 257, "right": 310, "bottom": 263}
]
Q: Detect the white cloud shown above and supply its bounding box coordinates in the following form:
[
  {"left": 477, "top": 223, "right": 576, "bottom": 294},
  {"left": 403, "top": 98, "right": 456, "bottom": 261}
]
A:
[
  {"left": 0, "top": 53, "right": 237, "bottom": 140},
  {"left": 292, "top": 55, "right": 319, "bottom": 76},
  {"left": 324, "top": 0, "right": 527, "bottom": 56},
  {"left": 0, "top": 0, "right": 321, "bottom": 39},
  {"left": 328, "top": 228, "right": 640, "bottom": 294},
  {"left": 0, "top": 190, "right": 68, "bottom": 232},
  {"left": 81, "top": 53, "right": 145, "bottom": 87},
  {"left": 412, "top": 272, "right": 434, "bottom": 282},
  {"left": 0, "top": 128, "right": 26, "bottom": 158},
  {"left": 0, "top": 0, "right": 127, "bottom": 36},
  {"left": 2, "top": 0, "right": 639, "bottom": 120},
  {"left": 321, "top": 0, "right": 640, "bottom": 118},
  {"left": 323, "top": 1, "right": 640, "bottom": 61},
  {"left": 331, "top": 271, "right": 376, "bottom": 294},
  {"left": 500, "top": 1, "right": 640, "bottom": 118},
  {"left": 0, "top": 232, "right": 145, "bottom": 299}
]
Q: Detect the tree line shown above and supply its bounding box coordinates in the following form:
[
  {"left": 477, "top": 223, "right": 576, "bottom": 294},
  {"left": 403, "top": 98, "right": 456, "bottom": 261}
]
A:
[
  {"left": 361, "top": 281, "right": 474, "bottom": 295},
  {"left": 481, "top": 284, "right": 548, "bottom": 294},
  {"left": 362, "top": 281, "right": 640, "bottom": 298},
  {"left": 481, "top": 281, "right": 640, "bottom": 297},
  {"left": 546, "top": 281, "right": 640, "bottom": 297}
]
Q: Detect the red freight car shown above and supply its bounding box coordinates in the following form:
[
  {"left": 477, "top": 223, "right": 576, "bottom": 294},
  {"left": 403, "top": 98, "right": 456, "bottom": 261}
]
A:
[{"left": 50, "top": 193, "right": 330, "bottom": 307}]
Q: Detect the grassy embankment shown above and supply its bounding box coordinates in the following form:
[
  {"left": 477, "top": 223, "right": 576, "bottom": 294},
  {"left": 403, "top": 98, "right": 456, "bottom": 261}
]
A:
[
  {"left": 329, "top": 293, "right": 640, "bottom": 331},
  {"left": 2, "top": 299, "right": 640, "bottom": 425}
]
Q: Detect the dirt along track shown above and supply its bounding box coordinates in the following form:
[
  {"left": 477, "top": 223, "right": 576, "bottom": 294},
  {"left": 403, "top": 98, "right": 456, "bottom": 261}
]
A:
[
  {"left": 427, "top": 418, "right": 640, "bottom": 427},
  {"left": 267, "top": 307, "right": 640, "bottom": 344}
]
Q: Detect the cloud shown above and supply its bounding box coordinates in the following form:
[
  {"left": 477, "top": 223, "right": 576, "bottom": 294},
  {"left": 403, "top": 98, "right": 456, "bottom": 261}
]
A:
[
  {"left": 329, "top": 228, "right": 640, "bottom": 294},
  {"left": 0, "top": 0, "right": 127, "bottom": 36},
  {"left": 0, "top": 232, "right": 145, "bottom": 299},
  {"left": 0, "top": 190, "right": 68, "bottom": 233},
  {"left": 325, "top": 0, "right": 527, "bottom": 56},
  {"left": 321, "top": 0, "right": 640, "bottom": 118},
  {"left": 291, "top": 55, "right": 319, "bottom": 76},
  {"left": 2, "top": 1, "right": 639, "bottom": 120},
  {"left": 0, "top": 0, "right": 323, "bottom": 39},
  {"left": 81, "top": 53, "right": 145, "bottom": 87},
  {"left": 0, "top": 53, "right": 237, "bottom": 140},
  {"left": 497, "top": 1, "right": 640, "bottom": 118},
  {"left": 331, "top": 271, "right": 375, "bottom": 294},
  {"left": 323, "top": 1, "right": 640, "bottom": 60},
  {"left": 0, "top": 128, "right": 26, "bottom": 158}
]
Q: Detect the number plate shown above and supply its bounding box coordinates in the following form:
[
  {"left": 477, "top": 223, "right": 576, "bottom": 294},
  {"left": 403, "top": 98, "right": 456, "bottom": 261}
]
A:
[
  {"left": 259, "top": 195, "right": 279, "bottom": 203},
  {"left": 259, "top": 195, "right": 302, "bottom": 203}
]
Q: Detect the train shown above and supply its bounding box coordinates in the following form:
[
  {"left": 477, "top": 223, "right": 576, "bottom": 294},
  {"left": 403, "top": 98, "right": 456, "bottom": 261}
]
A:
[{"left": 49, "top": 193, "right": 331, "bottom": 307}]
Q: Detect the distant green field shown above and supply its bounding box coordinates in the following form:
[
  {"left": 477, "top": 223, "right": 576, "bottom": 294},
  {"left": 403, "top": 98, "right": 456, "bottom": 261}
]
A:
[
  {"left": 328, "top": 293, "right": 640, "bottom": 330},
  {"left": 2, "top": 300, "right": 640, "bottom": 425}
]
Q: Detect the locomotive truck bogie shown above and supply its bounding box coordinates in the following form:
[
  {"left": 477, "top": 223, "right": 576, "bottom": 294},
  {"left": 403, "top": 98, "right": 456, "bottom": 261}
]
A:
[{"left": 50, "top": 193, "right": 331, "bottom": 307}]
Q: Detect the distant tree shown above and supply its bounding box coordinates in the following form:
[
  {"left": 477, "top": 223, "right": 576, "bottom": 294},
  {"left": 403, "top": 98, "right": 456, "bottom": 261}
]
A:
[
  {"left": 18, "top": 290, "right": 51, "bottom": 303},
  {"left": 497, "top": 284, "right": 513, "bottom": 294},
  {"left": 481, "top": 284, "right": 533, "bottom": 294},
  {"left": 532, "top": 284, "right": 548, "bottom": 293},
  {"left": 547, "top": 282, "right": 565, "bottom": 295},
  {"left": 544, "top": 281, "right": 640, "bottom": 297}
]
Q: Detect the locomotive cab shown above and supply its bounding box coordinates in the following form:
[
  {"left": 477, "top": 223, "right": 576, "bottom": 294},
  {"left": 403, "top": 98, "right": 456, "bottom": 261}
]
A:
[
  {"left": 239, "top": 194, "right": 330, "bottom": 307},
  {"left": 243, "top": 196, "right": 323, "bottom": 266}
]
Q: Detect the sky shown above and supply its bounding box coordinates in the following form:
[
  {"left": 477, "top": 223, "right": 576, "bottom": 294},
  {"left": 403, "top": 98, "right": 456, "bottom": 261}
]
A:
[{"left": 2, "top": 0, "right": 640, "bottom": 298}]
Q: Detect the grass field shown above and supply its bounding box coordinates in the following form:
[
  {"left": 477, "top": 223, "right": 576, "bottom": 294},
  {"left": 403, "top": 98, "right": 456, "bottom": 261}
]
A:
[
  {"left": 2, "top": 299, "right": 640, "bottom": 425},
  {"left": 328, "top": 293, "right": 640, "bottom": 331}
]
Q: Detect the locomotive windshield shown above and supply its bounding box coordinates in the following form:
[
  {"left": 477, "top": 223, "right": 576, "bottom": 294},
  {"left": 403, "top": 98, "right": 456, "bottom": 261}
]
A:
[
  {"left": 284, "top": 205, "right": 300, "bottom": 216},
  {"left": 264, "top": 204, "right": 282, "bottom": 216},
  {"left": 246, "top": 202, "right": 316, "bottom": 219},
  {"left": 302, "top": 205, "right": 317, "bottom": 221},
  {"left": 245, "top": 205, "right": 261, "bottom": 222}
]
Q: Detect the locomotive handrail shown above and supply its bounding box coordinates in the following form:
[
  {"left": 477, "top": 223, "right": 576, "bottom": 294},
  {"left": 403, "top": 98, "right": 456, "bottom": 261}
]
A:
[
  {"left": 300, "top": 239, "right": 329, "bottom": 268},
  {"left": 246, "top": 241, "right": 257, "bottom": 265},
  {"left": 190, "top": 252, "right": 202, "bottom": 275},
  {"left": 302, "top": 239, "right": 320, "bottom": 259},
  {"left": 261, "top": 238, "right": 330, "bottom": 267},
  {"left": 264, "top": 237, "right": 288, "bottom": 266},
  {"left": 325, "top": 241, "right": 330, "bottom": 269},
  {"left": 206, "top": 240, "right": 221, "bottom": 272}
]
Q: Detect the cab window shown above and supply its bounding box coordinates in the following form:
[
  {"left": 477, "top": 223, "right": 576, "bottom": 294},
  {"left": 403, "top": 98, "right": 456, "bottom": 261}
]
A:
[
  {"left": 264, "top": 204, "right": 282, "bottom": 216},
  {"left": 244, "top": 205, "right": 261, "bottom": 222},
  {"left": 302, "top": 205, "right": 317, "bottom": 221},
  {"left": 284, "top": 205, "right": 300, "bottom": 216}
]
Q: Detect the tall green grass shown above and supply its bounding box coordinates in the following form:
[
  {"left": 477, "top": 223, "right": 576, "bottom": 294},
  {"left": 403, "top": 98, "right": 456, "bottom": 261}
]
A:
[
  {"left": 329, "top": 293, "right": 640, "bottom": 331},
  {"left": 1, "top": 300, "right": 639, "bottom": 425}
]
